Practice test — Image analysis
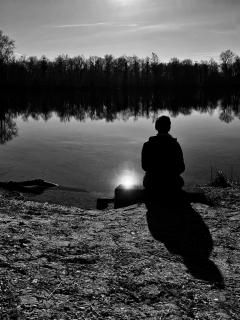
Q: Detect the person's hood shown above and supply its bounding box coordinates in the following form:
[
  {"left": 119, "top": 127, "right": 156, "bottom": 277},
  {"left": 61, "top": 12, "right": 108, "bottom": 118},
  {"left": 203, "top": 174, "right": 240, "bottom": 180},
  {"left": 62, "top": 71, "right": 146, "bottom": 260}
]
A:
[{"left": 148, "top": 133, "right": 177, "bottom": 143}]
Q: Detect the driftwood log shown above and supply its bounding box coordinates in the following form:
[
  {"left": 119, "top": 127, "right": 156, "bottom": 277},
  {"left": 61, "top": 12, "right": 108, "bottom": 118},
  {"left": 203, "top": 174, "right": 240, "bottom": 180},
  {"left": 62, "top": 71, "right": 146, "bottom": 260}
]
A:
[
  {"left": 0, "top": 179, "right": 58, "bottom": 194},
  {"left": 97, "top": 185, "right": 214, "bottom": 210}
]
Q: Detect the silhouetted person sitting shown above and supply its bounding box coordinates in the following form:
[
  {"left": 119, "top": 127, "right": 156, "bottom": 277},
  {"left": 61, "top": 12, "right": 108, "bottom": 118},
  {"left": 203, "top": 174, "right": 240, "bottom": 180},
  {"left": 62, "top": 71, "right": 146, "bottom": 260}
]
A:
[
  {"left": 142, "top": 117, "right": 224, "bottom": 287},
  {"left": 142, "top": 115, "right": 185, "bottom": 201}
]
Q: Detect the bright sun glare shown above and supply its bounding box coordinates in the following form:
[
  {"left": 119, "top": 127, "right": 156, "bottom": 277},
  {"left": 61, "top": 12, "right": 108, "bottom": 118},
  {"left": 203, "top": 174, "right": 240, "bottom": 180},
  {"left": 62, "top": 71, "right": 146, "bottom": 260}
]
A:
[{"left": 117, "top": 171, "right": 138, "bottom": 189}]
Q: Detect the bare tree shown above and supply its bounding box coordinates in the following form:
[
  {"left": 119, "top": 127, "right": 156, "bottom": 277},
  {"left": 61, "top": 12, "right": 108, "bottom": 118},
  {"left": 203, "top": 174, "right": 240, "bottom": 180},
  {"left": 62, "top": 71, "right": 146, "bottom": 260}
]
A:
[
  {"left": 220, "top": 49, "right": 236, "bottom": 66},
  {"left": 0, "top": 30, "right": 15, "bottom": 63}
]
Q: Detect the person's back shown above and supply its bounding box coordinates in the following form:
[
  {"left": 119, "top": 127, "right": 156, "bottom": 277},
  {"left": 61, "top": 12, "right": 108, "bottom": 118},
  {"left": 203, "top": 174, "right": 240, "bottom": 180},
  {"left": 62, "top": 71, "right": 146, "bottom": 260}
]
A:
[{"left": 142, "top": 116, "right": 185, "bottom": 195}]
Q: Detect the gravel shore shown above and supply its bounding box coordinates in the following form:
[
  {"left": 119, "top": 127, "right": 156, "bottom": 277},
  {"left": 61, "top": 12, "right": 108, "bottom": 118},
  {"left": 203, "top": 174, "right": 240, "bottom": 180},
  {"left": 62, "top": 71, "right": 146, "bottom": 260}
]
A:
[{"left": 0, "top": 187, "right": 239, "bottom": 319}]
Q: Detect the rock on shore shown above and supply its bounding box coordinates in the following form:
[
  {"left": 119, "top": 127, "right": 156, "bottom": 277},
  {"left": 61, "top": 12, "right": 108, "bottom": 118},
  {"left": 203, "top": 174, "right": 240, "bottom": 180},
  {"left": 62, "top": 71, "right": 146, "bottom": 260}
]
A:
[{"left": 0, "top": 187, "right": 239, "bottom": 319}]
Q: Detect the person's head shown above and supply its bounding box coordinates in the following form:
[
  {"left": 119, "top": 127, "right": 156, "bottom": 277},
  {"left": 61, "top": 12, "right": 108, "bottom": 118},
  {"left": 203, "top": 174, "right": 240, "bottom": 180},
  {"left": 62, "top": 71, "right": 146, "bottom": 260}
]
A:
[{"left": 155, "top": 116, "right": 171, "bottom": 133}]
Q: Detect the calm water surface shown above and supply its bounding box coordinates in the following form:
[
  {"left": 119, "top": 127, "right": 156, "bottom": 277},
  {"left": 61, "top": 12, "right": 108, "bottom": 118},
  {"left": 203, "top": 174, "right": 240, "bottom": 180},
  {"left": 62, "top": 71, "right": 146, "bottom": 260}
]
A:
[{"left": 1, "top": 91, "right": 240, "bottom": 207}]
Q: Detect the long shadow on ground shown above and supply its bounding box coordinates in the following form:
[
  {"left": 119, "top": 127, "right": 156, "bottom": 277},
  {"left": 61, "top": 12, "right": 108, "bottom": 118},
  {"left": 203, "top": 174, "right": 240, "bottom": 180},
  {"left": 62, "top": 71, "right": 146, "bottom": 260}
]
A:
[{"left": 145, "top": 191, "right": 224, "bottom": 288}]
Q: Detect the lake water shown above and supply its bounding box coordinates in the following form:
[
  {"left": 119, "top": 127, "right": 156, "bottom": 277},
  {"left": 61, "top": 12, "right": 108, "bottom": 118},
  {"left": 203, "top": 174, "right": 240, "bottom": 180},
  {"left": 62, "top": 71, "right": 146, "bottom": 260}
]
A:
[{"left": 0, "top": 90, "right": 240, "bottom": 208}]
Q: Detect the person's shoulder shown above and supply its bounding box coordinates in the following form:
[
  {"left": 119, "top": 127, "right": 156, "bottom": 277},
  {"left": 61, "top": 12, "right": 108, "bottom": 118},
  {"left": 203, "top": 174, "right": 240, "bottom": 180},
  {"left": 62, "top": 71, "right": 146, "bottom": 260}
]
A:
[
  {"left": 165, "top": 134, "right": 183, "bottom": 149},
  {"left": 167, "top": 133, "right": 176, "bottom": 140},
  {"left": 148, "top": 135, "right": 158, "bottom": 142},
  {"left": 170, "top": 136, "right": 183, "bottom": 150},
  {"left": 143, "top": 135, "right": 156, "bottom": 144},
  {"left": 144, "top": 134, "right": 180, "bottom": 145},
  {"left": 142, "top": 136, "right": 157, "bottom": 151}
]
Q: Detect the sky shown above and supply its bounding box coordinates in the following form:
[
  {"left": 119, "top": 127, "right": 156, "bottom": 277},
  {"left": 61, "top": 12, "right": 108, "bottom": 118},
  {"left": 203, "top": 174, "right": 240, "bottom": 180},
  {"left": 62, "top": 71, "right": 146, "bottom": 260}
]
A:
[{"left": 0, "top": 0, "right": 240, "bottom": 61}]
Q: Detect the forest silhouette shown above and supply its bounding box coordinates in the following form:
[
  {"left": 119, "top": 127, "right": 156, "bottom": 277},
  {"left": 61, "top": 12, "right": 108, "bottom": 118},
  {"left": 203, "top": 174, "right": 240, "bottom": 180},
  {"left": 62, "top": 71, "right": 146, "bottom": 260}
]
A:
[{"left": 1, "top": 31, "right": 240, "bottom": 89}]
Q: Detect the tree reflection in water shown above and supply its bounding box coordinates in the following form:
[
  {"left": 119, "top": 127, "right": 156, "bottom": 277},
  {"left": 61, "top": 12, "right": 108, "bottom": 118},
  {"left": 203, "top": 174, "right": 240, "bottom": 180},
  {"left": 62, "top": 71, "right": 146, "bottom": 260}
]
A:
[
  {"left": 0, "top": 112, "right": 18, "bottom": 144},
  {"left": 0, "top": 89, "right": 239, "bottom": 145}
]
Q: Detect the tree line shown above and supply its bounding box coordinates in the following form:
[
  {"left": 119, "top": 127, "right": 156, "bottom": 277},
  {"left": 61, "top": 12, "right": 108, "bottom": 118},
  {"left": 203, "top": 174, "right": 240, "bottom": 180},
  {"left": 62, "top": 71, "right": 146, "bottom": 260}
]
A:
[{"left": 1, "top": 30, "right": 240, "bottom": 89}]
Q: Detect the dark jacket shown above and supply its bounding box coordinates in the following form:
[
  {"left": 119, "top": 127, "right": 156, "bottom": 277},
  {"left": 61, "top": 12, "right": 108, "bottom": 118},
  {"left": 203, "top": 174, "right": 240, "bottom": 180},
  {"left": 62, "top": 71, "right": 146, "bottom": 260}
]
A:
[{"left": 142, "top": 133, "right": 185, "bottom": 189}]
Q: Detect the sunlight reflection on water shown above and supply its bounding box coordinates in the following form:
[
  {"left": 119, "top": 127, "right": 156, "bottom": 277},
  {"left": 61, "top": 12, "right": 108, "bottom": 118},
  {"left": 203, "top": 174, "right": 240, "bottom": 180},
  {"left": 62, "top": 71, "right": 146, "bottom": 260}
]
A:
[{"left": 116, "top": 169, "right": 140, "bottom": 189}]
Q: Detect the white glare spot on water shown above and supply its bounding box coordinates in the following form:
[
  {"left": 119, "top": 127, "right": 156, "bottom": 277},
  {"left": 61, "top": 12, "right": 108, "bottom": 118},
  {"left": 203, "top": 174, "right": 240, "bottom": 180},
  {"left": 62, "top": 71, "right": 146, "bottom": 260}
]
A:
[{"left": 117, "top": 170, "right": 139, "bottom": 189}]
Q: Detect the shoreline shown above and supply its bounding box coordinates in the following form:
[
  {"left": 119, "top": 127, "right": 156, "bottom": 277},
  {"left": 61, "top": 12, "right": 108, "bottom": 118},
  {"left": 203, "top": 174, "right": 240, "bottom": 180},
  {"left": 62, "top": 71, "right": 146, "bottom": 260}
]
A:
[
  {"left": 0, "top": 187, "right": 102, "bottom": 210},
  {"left": 0, "top": 186, "right": 239, "bottom": 318}
]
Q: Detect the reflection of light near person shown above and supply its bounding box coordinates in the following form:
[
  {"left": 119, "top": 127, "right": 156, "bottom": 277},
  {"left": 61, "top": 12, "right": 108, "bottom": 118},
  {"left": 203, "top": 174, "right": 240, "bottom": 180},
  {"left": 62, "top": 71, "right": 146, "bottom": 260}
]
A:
[{"left": 117, "top": 171, "right": 138, "bottom": 189}]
